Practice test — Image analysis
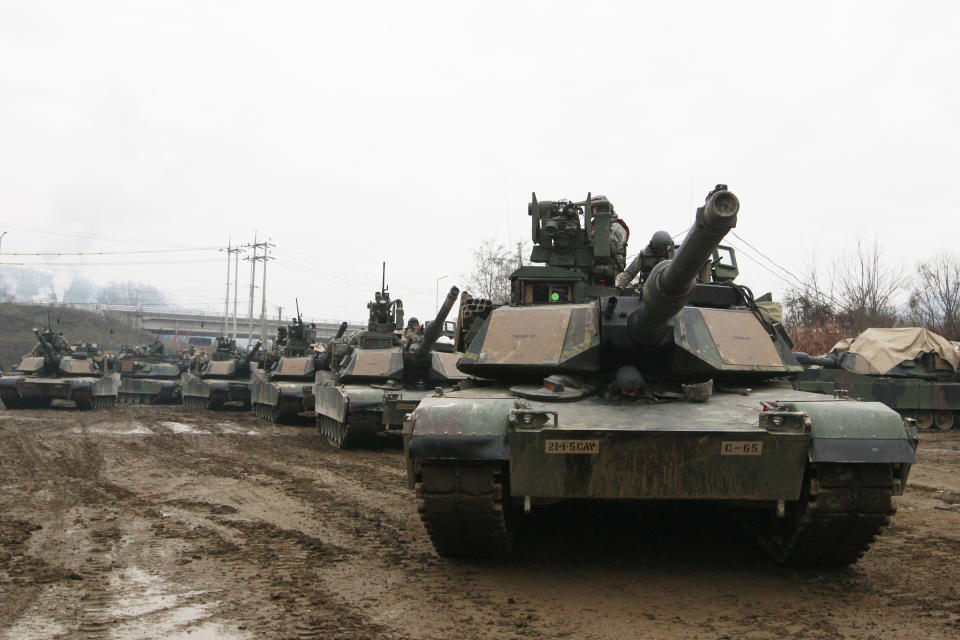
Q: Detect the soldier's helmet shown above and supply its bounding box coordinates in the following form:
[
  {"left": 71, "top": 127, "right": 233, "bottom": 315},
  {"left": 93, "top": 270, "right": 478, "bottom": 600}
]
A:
[
  {"left": 649, "top": 230, "right": 673, "bottom": 255},
  {"left": 408, "top": 317, "right": 419, "bottom": 327}
]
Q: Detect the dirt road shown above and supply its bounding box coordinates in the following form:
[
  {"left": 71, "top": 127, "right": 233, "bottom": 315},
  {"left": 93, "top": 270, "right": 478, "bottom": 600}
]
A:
[{"left": 1, "top": 405, "right": 959, "bottom": 639}]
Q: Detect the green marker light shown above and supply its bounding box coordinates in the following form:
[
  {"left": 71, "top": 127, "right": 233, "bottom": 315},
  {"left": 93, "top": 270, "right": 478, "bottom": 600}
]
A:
[{"left": 551, "top": 292, "right": 560, "bottom": 302}]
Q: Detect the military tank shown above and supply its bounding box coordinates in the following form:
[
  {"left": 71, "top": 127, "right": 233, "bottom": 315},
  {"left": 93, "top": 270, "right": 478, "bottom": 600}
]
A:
[
  {"left": 250, "top": 314, "right": 323, "bottom": 423},
  {"left": 794, "top": 327, "right": 960, "bottom": 430},
  {"left": 404, "top": 186, "right": 917, "bottom": 567},
  {"left": 0, "top": 327, "right": 119, "bottom": 410},
  {"left": 182, "top": 336, "right": 262, "bottom": 410},
  {"left": 117, "top": 338, "right": 183, "bottom": 404},
  {"left": 315, "top": 284, "right": 468, "bottom": 448}
]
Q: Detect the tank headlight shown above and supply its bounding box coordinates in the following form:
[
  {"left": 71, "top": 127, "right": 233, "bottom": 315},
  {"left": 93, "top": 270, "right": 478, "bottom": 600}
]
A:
[{"left": 759, "top": 410, "right": 809, "bottom": 433}]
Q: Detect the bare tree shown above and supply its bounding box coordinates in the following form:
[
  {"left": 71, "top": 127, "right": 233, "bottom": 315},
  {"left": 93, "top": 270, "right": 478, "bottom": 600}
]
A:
[
  {"left": 464, "top": 239, "right": 522, "bottom": 304},
  {"left": 834, "top": 237, "right": 905, "bottom": 331},
  {"left": 908, "top": 251, "right": 960, "bottom": 340},
  {"left": 97, "top": 281, "right": 167, "bottom": 306}
]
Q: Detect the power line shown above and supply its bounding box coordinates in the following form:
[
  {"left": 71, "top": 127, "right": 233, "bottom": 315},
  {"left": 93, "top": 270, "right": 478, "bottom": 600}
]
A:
[
  {"left": 0, "top": 247, "right": 218, "bottom": 256},
  {"left": 0, "top": 221, "right": 200, "bottom": 248},
  {"left": 0, "top": 259, "right": 221, "bottom": 266}
]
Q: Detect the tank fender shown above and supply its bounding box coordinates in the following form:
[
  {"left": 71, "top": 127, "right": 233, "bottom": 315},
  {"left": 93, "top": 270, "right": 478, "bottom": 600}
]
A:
[
  {"left": 779, "top": 400, "right": 917, "bottom": 463},
  {"left": 67, "top": 378, "right": 94, "bottom": 391},
  {"left": 407, "top": 397, "right": 514, "bottom": 462},
  {"left": 315, "top": 385, "right": 384, "bottom": 422}
]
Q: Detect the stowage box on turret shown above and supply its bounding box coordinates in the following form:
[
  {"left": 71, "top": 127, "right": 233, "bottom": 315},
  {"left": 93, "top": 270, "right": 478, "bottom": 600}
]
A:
[
  {"left": 182, "top": 336, "right": 262, "bottom": 410},
  {"left": 315, "top": 282, "right": 468, "bottom": 448},
  {"left": 0, "top": 327, "right": 119, "bottom": 410},
  {"left": 404, "top": 186, "right": 918, "bottom": 567}
]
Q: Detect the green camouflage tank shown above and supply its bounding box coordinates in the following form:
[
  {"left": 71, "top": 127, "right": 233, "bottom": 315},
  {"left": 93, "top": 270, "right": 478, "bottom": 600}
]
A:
[
  {"left": 0, "top": 327, "right": 119, "bottom": 410},
  {"left": 182, "top": 336, "right": 262, "bottom": 410},
  {"left": 404, "top": 186, "right": 917, "bottom": 567},
  {"left": 315, "top": 284, "right": 467, "bottom": 448},
  {"left": 250, "top": 315, "right": 323, "bottom": 424},
  {"left": 117, "top": 338, "right": 183, "bottom": 404}
]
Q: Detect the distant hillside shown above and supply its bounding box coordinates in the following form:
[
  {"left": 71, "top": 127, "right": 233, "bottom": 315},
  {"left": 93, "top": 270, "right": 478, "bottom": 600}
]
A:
[{"left": 0, "top": 303, "right": 161, "bottom": 370}]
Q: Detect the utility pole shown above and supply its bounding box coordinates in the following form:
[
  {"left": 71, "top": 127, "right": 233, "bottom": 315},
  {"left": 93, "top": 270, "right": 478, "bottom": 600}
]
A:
[
  {"left": 259, "top": 239, "right": 275, "bottom": 346},
  {"left": 232, "top": 248, "right": 240, "bottom": 340},
  {"left": 220, "top": 238, "right": 242, "bottom": 336},
  {"left": 242, "top": 233, "right": 271, "bottom": 345}
]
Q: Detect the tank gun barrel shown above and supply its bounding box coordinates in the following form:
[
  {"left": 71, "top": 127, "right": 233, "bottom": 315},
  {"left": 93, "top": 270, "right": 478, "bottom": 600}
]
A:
[
  {"left": 240, "top": 340, "right": 262, "bottom": 366},
  {"left": 627, "top": 186, "right": 739, "bottom": 345},
  {"left": 415, "top": 286, "right": 460, "bottom": 361},
  {"left": 794, "top": 352, "right": 840, "bottom": 368},
  {"left": 33, "top": 328, "right": 60, "bottom": 366}
]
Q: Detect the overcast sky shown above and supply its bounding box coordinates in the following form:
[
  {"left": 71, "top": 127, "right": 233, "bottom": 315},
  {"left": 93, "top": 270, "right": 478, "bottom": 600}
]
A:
[{"left": 1, "top": 1, "right": 957, "bottom": 325}]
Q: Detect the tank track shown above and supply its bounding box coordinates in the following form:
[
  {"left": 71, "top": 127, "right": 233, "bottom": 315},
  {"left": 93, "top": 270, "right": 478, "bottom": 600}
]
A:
[
  {"left": 318, "top": 413, "right": 380, "bottom": 449},
  {"left": 183, "top": 395, "right": 224, "bottom": 410},
  {"left": 761, "top": 463, "right": 897, "bottom": 567},
  {"left": 415, "top": 463, "right": 514, "bottom": 557}
]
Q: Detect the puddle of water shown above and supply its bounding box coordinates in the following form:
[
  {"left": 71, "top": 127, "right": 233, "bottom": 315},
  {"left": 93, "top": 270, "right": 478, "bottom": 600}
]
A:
[
  {"left": 71, "top": 423, "right": 152, "bottom": 436},
  {"left": 159, "top": 421, "right": 207, "bottom": 434},
  {"left": 105, "top": 567, "right": 250, "bottom": 640},
  {"left": 0, "top": 615, "right": 66, "bottom": 640}
]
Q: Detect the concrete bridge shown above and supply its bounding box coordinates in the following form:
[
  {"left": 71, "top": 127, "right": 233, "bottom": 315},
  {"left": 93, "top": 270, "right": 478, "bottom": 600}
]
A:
[
  {"left": 132, "top": 308, "right": 364, "bottom": 344},
  {"left": 5, "top": 300, "right": 364, "bottom": 345}
]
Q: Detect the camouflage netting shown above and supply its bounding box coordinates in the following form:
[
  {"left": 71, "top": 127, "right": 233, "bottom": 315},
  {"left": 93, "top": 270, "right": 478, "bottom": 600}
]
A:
[{"left": 831, "top": 327, "right": 960, "bottom": 375}]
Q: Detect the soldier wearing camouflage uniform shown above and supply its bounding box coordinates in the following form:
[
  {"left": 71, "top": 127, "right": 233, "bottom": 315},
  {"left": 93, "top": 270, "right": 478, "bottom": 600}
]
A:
[{"left": 616, "top": 230, "right": 675, "bottom": 288}]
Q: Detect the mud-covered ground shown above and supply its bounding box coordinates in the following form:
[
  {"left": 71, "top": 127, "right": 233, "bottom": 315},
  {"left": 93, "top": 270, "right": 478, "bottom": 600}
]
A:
[{"left": 1, "top": 405, "right": 959, "bottom": 640}]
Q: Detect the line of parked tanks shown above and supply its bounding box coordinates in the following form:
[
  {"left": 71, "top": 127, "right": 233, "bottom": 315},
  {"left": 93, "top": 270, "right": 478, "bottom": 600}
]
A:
[{"left": 4, "top": 185, "right": 954, "bottom": 567}]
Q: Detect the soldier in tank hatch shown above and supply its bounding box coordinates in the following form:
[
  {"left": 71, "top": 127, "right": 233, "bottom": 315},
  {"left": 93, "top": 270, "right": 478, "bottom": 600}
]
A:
[
  {"left": 403, "top": 317, "right": 422, "bottom": 343},
  {"left": 616, "top": 230, "right": 675, "bottom": 288}
]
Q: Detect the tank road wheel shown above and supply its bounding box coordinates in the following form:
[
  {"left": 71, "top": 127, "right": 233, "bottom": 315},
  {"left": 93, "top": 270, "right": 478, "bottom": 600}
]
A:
[
  {"left": 319, "top": 414, "right": 377, "bottom": 449},
  {"left": 71, "top": 392, "right": 92, "bottom": 411},
  {"left": 933, "top": 410, "right": 954, "bottom": 431},
  {"left": 761, "top": 463, "right": 896, "bottom": 568},
  {"left": 915, "top": 410, "right": 933, "bottom": 430},
  {"left": 416, "top": 463, "right": 515, "bottom": 558},
  {"left": 1, "top": 390, "right": 25, "bottom": 409}
]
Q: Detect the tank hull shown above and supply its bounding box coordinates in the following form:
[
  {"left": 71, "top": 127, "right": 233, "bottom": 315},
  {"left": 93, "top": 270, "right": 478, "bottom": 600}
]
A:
[
  {"left": 118, "top": 376, "right": 181, "bottom": 404},
  {"left": 315, "top": 383, "right": 437, "bottom": 448},
  {"left": 0, "top": 373, "right": 120, "bottom": 410},
  {"left": 793, "top": 368, "right": 960, "bottom": 430},
  {"left": 405, "top": 385, "right": 916, "bottom": 565},
  {"left": 250, "top": 377, "right": 313, "bottom": 424},
  {"left": 181, "top": 371, "right": 254, "bottom": 409}
]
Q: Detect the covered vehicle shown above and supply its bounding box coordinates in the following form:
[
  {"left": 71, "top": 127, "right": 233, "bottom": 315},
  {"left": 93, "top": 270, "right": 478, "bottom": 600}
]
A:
[
  {"left": 315, "top": 283, "right": 468, "bottom": 448},
  {"left": 0, "top": 327, "right": 119, "bottom": 410},
  {"left": 182, "top": 336, "right": 261, "bottom": 409},
  {"left": 404, "top": 186, "right": 917, "bottom": 567},
  {"left": 794, "top": 327, "right": 960, "bottom": 430}
]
